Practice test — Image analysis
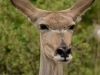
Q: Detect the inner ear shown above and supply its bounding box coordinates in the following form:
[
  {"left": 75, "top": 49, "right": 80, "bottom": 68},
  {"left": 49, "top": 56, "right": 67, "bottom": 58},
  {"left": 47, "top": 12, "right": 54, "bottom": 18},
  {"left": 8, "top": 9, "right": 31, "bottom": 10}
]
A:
[{"left": 76, "top": 15, "right": 82, "bottom": 21}]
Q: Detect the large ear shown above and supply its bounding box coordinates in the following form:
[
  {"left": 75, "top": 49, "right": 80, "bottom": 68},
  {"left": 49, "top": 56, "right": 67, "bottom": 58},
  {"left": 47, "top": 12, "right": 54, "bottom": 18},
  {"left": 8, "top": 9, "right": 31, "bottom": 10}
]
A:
[
  {"left": 10, "top": 0, "right": 38, "bottom": 16},
  {"left": 61, "top": 0, "right": 95, "bottom": 21},
  {"left": 70, "top": 0, "right": 95, "bottom": 20},
  {"left": 10, "top": 0, "right": 49, "bottom": 22}
]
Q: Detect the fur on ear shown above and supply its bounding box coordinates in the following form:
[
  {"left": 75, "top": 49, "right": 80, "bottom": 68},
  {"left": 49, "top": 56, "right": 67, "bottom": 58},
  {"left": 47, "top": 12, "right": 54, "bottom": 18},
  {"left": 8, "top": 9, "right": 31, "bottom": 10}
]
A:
[
  {"left": 10, "top": 0, "right": 38, "bottom": 16},
  {"left": 69, "top": 0, "right": 95, "bottom": 21},
  {"left": 75, "top": 7, "right": 91, "bottom": 21}
]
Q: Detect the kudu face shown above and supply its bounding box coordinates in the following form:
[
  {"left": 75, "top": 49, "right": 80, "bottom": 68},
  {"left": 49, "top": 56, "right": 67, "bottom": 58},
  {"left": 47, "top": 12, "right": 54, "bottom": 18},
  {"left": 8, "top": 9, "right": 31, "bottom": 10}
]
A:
[
  {"left": 10, "top": 0, "right": 95, "bottom": 63},
  {"left": 39, "top": 12, "right": 74, "bottom": 62}
]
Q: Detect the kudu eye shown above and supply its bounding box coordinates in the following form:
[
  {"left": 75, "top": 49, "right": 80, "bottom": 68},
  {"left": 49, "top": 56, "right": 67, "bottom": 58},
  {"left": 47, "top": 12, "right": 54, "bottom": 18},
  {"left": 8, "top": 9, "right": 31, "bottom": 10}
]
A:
[
  {"left": 40, "top": 24, "right": 48, "bottom": 30},
  {"left": 69, "top": 25, "right": 76, "bottom": 30}
]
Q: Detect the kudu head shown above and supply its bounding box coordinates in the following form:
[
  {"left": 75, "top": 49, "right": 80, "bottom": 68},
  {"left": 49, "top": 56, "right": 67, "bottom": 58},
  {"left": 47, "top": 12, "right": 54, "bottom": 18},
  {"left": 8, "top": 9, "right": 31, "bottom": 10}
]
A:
[{"left": 11, "top": 0, "right": 95, "bottom": 63}]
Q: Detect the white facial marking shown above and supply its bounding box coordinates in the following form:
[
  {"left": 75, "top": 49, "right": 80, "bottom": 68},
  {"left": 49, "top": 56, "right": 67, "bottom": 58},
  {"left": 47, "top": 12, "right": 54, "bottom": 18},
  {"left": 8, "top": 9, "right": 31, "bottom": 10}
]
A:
[
  {"left": 51, "top": 29, "right": 68, "bottom": 33},
  {"left": 54, "top": 54, "right": 64, "bottom": 61},
  {"left": 51, "top": 30, "right": 60, "bottom": 33},
  {"left": 66, "top": 54, "right": 73, "bottom": 60},
  {"left": 54, "top": 54, "right": 72, "bottom": 61}
]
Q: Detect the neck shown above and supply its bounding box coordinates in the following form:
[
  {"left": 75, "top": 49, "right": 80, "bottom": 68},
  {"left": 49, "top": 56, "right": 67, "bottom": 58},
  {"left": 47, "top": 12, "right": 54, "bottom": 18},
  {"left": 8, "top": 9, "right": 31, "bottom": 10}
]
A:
[{"left": 39, "top": 43, "right": 63, "bottom": 75}]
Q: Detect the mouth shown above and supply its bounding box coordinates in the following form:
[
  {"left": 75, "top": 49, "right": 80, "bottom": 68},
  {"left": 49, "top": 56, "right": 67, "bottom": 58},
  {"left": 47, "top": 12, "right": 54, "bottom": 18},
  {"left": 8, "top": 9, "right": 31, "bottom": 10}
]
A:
[{"left": 53, "top": 54, "right": 72, "bottom": 62}]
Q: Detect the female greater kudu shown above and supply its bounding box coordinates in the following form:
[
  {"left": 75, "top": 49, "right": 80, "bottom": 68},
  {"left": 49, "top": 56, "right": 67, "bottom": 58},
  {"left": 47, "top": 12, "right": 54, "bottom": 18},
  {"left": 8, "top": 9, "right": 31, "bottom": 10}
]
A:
[{"left": 10, "top": 0, "right": 95, "bottom": 75}]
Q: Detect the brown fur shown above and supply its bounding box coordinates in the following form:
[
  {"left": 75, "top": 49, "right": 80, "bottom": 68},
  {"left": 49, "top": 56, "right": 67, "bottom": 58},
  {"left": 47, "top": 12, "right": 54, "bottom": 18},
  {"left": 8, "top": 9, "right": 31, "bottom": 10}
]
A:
[{"left": 10, "top": 0, "right": 95, "bottom": 75}]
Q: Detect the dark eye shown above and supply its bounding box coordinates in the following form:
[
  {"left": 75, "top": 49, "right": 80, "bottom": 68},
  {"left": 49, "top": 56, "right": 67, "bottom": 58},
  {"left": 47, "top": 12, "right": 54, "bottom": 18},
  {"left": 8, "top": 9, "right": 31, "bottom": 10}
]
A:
[
  {"left": 40, "top": 24, "right": 48, "bottom": 30},
  {"left": 69, "top": 25, "right": 75, "bottom": 30}
]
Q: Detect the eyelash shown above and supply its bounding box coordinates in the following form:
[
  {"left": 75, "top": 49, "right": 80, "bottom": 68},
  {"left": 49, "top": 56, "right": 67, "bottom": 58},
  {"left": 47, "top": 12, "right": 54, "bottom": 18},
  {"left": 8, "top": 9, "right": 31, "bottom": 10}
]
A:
[
  {"left": 69, "top": 25, "right": 75, "bottom": 30},
  {"left": 40, "top": 24, "right": 48, "bottom": 30},
  {"left": 39, "top": 24, "right": 75, "bottom": 30}
]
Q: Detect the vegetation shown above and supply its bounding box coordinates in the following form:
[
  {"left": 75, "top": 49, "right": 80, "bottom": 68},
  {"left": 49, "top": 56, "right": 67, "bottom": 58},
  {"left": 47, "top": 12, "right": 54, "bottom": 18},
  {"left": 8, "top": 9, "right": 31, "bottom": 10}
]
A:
[{"left": 0, "top": 0, "right": 100, "bottom": 75}]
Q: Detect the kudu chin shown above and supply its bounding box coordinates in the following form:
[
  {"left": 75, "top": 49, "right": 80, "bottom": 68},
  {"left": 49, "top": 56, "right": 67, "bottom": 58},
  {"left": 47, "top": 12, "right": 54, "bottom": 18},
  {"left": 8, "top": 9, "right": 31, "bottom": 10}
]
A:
[{"left": 10, "top": 0, "right": 95, "bottom": 75}]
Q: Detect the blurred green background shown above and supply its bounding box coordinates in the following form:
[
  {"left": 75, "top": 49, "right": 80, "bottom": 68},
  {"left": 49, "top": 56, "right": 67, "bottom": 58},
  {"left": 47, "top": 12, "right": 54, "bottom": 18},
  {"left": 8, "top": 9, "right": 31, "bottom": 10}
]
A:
[{"left": 0, "top": 0, "right": 100, "bottom": 75}]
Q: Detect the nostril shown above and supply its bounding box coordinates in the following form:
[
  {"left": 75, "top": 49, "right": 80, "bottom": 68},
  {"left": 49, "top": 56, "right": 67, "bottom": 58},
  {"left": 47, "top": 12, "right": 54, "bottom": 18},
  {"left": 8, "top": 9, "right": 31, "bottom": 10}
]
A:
[
  {"left": 67, "top": 48, "right": 71, "bottom": 54},
  {"left": 57, "top": 49, "right": 63, "bottom": 55}
]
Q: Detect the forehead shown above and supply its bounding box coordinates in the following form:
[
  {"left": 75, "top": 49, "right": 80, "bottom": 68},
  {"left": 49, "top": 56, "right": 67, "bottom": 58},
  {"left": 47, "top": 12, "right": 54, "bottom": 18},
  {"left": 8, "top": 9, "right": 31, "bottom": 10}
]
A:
[{"left": 38, "top": 12, "right": 75, "bottom": 30}]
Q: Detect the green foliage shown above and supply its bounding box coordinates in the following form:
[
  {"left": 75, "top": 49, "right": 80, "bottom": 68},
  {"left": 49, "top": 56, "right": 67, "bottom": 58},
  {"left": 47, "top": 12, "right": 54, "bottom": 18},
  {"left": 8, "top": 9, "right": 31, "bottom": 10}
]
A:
[{"left": 0, "top": 0, "right": 100, "bottom": 75}]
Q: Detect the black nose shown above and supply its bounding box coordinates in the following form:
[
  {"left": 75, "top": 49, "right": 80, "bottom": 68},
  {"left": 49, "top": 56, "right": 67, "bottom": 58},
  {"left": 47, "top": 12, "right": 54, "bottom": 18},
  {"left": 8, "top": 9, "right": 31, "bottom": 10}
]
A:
[{"left": 57, "top": 47, "right": 71, "bottom": 58}]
